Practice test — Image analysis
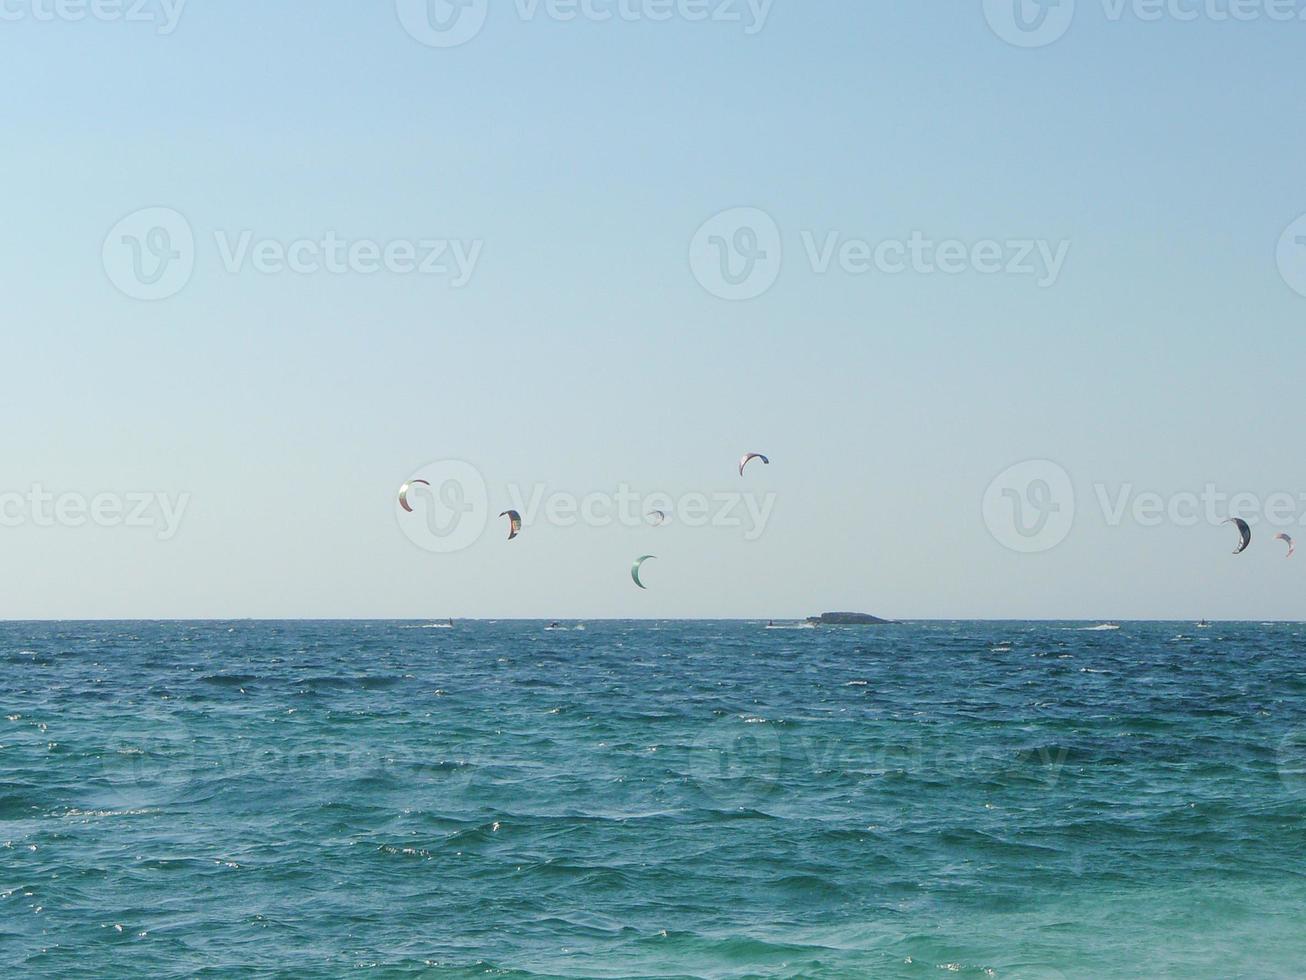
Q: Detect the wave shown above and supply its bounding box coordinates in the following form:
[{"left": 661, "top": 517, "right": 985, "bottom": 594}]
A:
[{"left": 198, "top": 673, "right": 260, "bottom": 686}]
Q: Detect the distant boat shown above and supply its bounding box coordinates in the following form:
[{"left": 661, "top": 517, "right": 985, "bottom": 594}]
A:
[{"left": 1197, "top": 620, "right": 1211, "bottom": 629}]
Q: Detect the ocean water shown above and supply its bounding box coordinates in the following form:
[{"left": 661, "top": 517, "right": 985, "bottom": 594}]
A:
[{"left": 1, "top": 620, "right": 1304, "bottom": 978}]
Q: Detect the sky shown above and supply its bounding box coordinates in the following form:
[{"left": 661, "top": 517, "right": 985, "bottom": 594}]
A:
[{"left": 2, "top": 0, "right": 1305, "bottom": 620}]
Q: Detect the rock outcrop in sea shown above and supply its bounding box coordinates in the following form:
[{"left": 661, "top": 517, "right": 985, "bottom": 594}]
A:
[{"left": 805, "top": 612, "right": 893, "bottom": 625}]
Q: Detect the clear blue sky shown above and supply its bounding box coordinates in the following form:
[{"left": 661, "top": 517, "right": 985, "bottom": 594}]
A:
[{"left": 2, "top": 2, "right": 1304, "bottom": 619}]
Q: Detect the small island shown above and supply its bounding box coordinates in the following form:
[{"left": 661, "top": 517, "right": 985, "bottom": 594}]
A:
[{"left": 805, "top": 612, "right": 894, "bottom": 626}]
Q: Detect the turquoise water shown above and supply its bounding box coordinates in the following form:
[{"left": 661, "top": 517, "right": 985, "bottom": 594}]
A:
[{"left": 2, "top": 620, "right": 1304, "bottom": 978}]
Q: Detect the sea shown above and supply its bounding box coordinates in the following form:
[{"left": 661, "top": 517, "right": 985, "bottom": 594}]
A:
[{"left": 1, "top": 620, "right": 1303, "bottom": 978}]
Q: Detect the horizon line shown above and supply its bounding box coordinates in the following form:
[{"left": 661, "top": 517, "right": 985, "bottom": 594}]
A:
[{"left": 0, "top": 617, "right": 1296, "bottom": 625}]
